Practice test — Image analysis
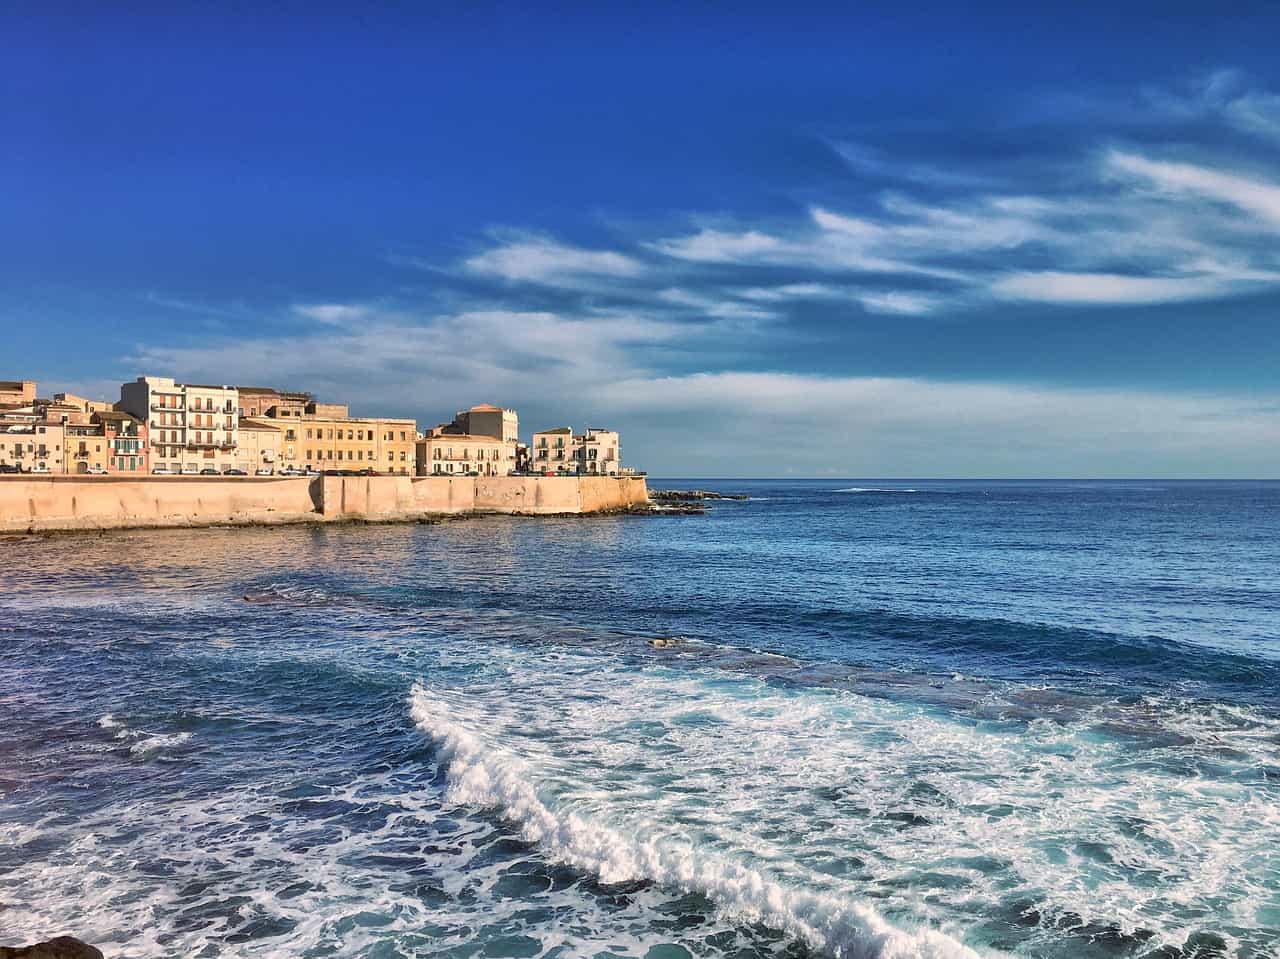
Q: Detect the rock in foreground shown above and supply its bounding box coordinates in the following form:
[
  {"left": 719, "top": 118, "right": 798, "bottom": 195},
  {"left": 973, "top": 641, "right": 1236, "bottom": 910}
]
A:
[
  {"left": 0, "top": 937, "right": 104, "bottom": 959},
  {"left": 650, "top": 489, "right": 748, "bottom": 501}
]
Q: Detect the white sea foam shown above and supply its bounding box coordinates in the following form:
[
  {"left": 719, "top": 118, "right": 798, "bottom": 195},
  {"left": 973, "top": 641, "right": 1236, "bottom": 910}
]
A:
[
  {"left": 409, "top": 683, "right": 990, "bottom": 959},
  {"left": 835, "top": 487, "right": 920, "bottom": 493},
  {"left": 128, "top": 732, "right": 192, "bottom": 756}
]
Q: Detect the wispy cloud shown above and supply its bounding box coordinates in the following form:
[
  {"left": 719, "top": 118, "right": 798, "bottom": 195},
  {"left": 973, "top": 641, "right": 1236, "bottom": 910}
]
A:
[
  {"left": 1106, "top": 150, "right": 1280, "bottom": 227},
  {"left": 292, "top": 303, "right": 372, "bottom": 324},
  {"left": 464, "top": 233, "right": 644, "bottom": 285}
]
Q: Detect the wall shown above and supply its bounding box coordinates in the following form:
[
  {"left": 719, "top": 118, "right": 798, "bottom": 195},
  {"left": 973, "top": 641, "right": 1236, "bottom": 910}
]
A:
[
  {"left": 0, "top": 475, "right": 647, "bottom": 531},
  {"left": 0, "top": 476, "right": 320, "bottom": 532}
]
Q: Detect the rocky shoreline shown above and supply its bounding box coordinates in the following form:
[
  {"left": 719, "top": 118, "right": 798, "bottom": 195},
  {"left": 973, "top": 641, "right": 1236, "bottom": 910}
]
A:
[{"left": 0, "top": 937, "right": 103, "bottom": 959}]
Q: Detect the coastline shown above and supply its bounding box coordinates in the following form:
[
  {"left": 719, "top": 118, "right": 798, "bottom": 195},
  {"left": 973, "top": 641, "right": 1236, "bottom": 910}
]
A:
[{"left": 0, "top": 474, "right": 650, "bottom": 534}]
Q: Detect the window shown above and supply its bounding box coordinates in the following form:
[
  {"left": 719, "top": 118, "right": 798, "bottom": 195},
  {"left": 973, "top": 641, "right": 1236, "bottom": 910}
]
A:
[
  {"left": 400, "top": 451, "right": 406, "bottom": 461},
  {"left": 347, "top": 430, "right": 353, "bottom": 440},
  {"left": 306, "top": 429, "right": 313, "bottom": 439},
  {"left": 400, "top": 431, "right": 407, "bottom": 441}
]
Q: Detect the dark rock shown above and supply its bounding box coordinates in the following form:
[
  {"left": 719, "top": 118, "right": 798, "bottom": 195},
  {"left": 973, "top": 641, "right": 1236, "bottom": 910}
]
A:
[
  {"left": 650, "top": 489, "right": 748, "bottom": 502},
  {"left": 0, "top": 937, "right": 104, "bottom": 959}
]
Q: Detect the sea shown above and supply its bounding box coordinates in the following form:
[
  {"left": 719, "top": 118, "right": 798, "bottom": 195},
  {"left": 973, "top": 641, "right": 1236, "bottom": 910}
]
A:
[{"left": 2, "top": 479, "right": 1278, "bottom": 959}]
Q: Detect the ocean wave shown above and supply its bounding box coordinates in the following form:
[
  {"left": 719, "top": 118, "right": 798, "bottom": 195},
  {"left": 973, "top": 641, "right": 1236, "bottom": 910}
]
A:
[
  {"left": 98, "top": 714, "right": 193, "bottom": 756},
  {"left": 834, "top": 487, "right": 921, "bottom": 493},
  {"left": 409, "top": 683, "right": 989, "bottom": 959}
]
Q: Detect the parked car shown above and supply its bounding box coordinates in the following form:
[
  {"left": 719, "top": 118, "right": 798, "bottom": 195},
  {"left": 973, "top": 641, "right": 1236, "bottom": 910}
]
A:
[
  {"left": 0, "top": 464, "right": 21, "bottom": 474},
  {"left": 30, "top": 464, "right": 51, "bottom": 474},
  {"left": 86, "top": 465, "right": 108, "bottom": 475},
  {"left": 222, "top": 468, "right": 247, "bottom": 476},
  {"left": 356, "top": 468, "right": 379, "bottom": 476},
  {"left": 279, "top": 466, "right": 303, "bottom": 476},
  {"left": 199, "top": 468, "right": 220, "bottom": 475},
  {"left": 255, "top": 467, "right": 274, "bottom": 476},
  {"left": 151, "top": 466, "right": 172, "bottom": 475},
  {"left": 181, "top": 464, "right": 199, "bottom": 475}
]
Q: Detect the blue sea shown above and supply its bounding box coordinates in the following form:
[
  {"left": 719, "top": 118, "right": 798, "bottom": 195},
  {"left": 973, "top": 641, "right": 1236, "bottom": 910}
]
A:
[{"left": 2, "top": 480, "right": 1279, "bottom": 958}]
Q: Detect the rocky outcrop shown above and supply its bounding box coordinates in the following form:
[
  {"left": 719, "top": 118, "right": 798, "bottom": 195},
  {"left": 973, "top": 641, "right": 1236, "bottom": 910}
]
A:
[
  {"left": 649, "top": 489, "right": 748, "bottom": 502},
  {"left": 0, "top": 937, "right": 104, "bottom": 959}
]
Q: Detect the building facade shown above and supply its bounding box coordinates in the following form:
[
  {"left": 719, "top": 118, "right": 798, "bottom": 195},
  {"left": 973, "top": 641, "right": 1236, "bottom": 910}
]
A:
[
  {"left": 119, "top": 376, "right": 240, "bottom": 473},
  {"left": 237, "top": 419, "right": 284, "bottom": 472},
  {"left": 295, "top": 411, "right": 416, "bottom": 474},
  {"left": 415, "top": 433, "right": 508, "bottom": 476},
  {"left": 530, "top": 426, "right": 621, "bottom": 474},
  {"left": 0, "top": 421, "right": 65, "bottom": 472},
  {"left": 573, "top": 428, "right": 621, "bottom": 475}
]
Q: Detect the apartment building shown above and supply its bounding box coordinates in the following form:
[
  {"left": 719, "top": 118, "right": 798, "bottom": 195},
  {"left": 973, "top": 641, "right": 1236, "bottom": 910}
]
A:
[
  {"left": 294, "top": 407, "right": 416, "bottom": 474},
  {"left": 573, "top": 428, "right": 621, "bottom": 475},
  {"left": 0, "top": 421, "right": 65, "bottom": 472},
  {"left": 119, "top": 376, "right": 240, "bottom": 473},
  {"left": 415, "top": 433, "right": 508, "bottom": 476},
  {"left": 530, "top": 426, "right": 622, "bottom": 474},
  {"left": 94, "top": 411, "right": 149, "bottom": 473},
  {"left": 237, "top": 419, "right": 284, "bottom": 472},
  {"left": 531, "top": 427, "right": 573, "bottom": 471}
]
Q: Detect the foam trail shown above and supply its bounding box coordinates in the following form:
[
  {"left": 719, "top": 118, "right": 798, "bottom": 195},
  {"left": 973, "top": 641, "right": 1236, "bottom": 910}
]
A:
[{"left": 409, "top": 684, "right": 992, "bottom": 959}]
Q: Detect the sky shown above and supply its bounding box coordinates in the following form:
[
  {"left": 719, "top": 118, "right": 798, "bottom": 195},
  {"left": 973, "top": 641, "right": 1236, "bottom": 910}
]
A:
[{"left": 4, "top": 2, "right": 1280, "bottom": 477}]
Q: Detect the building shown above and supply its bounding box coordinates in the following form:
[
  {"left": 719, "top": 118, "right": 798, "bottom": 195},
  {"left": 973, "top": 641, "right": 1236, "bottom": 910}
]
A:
[
  {"left": 237, "top": 387, "right": 312, "bottom": 419},
  {"left": 119, "top": 376, "right": 240, "bottom": 473},
  {"left": 93, "top": 411, "right": 149, "bottom": 474},
  {"left": 292, "top": 405, "right": 416, "bottom": 475},
  {"left": 573, "top": 428, "right": 621, "bottom": 475},
  {"left": 0, "top": 421, "right": 65, "bottom": 473},
  {"left": 415, "top": 433, "right": 508, "bottom": 476},
  {"left": 453, "top": 404, "right": 519, "bottom": 444},
  {"left": 237, "top": 418, "right": 284, "bottom": 472},
  {"left": 0, "top": 380, "right": 36, "bottom": 407},
  {"left": 53, "top": 392, "right": 115, "bottom": 418},
  {"left": 530, "top": 426, "right": 622, "bottom": 474},
  {"left": 531, "top": 427, "right": 573, "bottom": 471}
]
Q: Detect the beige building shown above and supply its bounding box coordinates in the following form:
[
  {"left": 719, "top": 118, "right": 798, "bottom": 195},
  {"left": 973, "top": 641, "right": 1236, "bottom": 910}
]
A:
[
  {"left": 530, "top": 426, "right": 622, "bottom": 474},
  {"left": 294, "top": 408, "right": 416, "bottom": 474},
  {"left": 531, "top": 427, "right": 573, "bottom": 471},
  {"left": 53, "top": 393, "right": 114, "bottom": 418},
  {"left": 237, "top": 418, "right": 284, "bottom": 472},
  {"left": 119, "top": 376, "right": 240, "bottom": 473},
  {"left": 573, "top": 428, "right": 621, "bottom": 475},
  {"left": 0, "top": 380, "right": 36, "bottom": 407},
  {"left": 0, "top": 421, "right": 65, "bottom": 473},
  {"left": 416, "top": 433, "right": 508, "bottom": 476}
]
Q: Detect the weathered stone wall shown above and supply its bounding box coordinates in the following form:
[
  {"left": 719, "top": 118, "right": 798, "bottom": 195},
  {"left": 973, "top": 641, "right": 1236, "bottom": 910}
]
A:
[
  {"left": 0, "top": 476, "right": 321, "bottom": 532},
  {"left": 0, "top": 474, "right": 648, "bottom": 531}
]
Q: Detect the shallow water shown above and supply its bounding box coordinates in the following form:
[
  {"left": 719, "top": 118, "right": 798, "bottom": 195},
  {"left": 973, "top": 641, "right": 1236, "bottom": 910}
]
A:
[{"left": 2, "top": 480, "right": 1278, "bottom": 957}]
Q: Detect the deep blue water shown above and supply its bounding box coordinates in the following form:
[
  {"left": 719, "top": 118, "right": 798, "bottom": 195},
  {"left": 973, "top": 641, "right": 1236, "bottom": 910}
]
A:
[{"left": 2, "top": 480, "right": 1278, "bottom": 958}]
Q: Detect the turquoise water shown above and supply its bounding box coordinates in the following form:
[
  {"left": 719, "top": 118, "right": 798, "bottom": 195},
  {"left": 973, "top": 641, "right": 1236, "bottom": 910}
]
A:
[{"left": 2, "top": 480, "right": 1278, "bottom": 957}]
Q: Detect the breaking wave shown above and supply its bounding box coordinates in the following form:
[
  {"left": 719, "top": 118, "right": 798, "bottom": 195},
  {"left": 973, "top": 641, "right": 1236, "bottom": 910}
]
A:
[
  {"left": 834, "top": 487, "right": 921, "bottom": 494},
  {"left": 408, "top": 684, "right": 989, "bottom": 959}
]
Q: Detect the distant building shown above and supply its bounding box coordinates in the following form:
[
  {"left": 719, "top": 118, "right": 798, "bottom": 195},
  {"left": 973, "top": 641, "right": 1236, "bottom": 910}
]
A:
[
  {"left": 53, "top": 392, "right": 114, "bottom": 417},
  {"left": 118, "top": 376, "right": 240, "bottom": 473},
  {"left": 416, "top": 433, "right": 508, "bottom": 476},
  {"left": 0, "top": 380, "right": 36, "bottom": 407}
]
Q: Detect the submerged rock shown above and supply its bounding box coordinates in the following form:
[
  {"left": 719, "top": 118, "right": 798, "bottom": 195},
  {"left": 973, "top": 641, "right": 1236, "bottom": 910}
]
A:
[{"left": 0, "top": 937, "right": 104, "bottom": 959}]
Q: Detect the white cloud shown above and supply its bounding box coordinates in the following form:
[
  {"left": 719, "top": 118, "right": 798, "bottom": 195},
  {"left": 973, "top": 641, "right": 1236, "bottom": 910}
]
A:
[
  {"left": 292, "top": 303, "right": 372, "bottom": 324},
  {"left": 648, "top": 228, "right": 782, "bottom": 263},
  {"left": 991, "top": 271, "right": 1235, "bottom": 305},
  {"left": 465, "top": 235, "right": 644, "bottom": 284},
  {"left": 1107, "top": 151, "right": 1280, "bottom": 226},
  {"left": 855, "top": 291, "right": 941, "bottom": 315}
]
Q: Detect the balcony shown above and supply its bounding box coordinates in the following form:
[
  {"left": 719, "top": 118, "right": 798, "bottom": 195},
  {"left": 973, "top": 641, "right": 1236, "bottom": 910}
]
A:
[{"left": 150, "top": 402, "right": 183, "bottom": 412}]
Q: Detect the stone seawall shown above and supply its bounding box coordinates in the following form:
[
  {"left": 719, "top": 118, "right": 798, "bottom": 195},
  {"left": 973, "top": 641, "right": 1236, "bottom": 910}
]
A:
[{"left": 0, "top": 475, "right": 649, "bottom": 532}]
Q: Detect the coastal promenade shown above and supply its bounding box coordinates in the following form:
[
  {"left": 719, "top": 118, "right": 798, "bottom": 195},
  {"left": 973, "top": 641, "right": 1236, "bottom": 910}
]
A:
[{"left": 0, "top": 474, "right": 649, "bottom": 532}]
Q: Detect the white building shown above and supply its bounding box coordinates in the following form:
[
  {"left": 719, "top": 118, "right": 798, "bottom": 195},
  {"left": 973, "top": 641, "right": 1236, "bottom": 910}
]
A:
[{"left": 119, "top": 376, "right": 240, "bottom": 473}]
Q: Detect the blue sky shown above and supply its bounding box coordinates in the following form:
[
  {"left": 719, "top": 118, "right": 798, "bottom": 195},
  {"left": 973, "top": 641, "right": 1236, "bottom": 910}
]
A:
[{"left": 5, "top": 3, "right": 1280, "bottom": 476}]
